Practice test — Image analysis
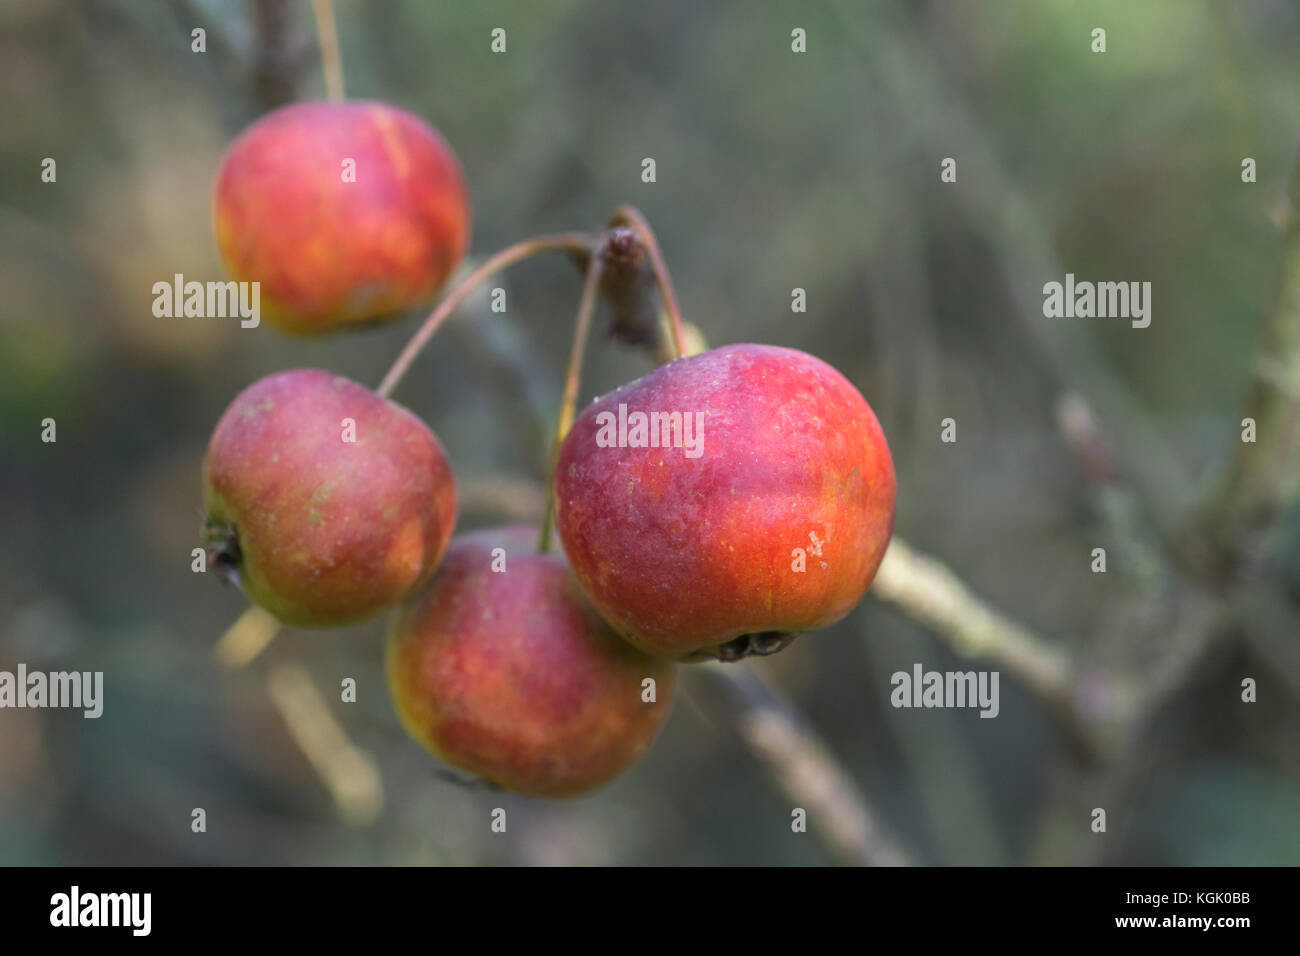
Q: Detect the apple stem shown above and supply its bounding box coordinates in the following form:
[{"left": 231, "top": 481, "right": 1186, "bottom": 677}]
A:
[
  {"left": 376, "top": 233, "right": 593, "bottom": 400},
  {"left": 537, "top": 251, "right": 606, "bottom": 554},
  {"left": 609, "top": 206, "right": 688, "bottom": 360},
  {"left": 309, "top": 0, "right": 346, "bottom": 101}
]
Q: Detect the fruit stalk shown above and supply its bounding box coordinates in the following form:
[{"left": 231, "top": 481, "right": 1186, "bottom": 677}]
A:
[
  {"left": 376, "top": 233, "right": 592, "bottom": 399},
  {"left": 309, "top": 0, "right": 346, "bottom": 101},
  {"left": 537, "top": 251, "right": 606, "bottom": 553}
]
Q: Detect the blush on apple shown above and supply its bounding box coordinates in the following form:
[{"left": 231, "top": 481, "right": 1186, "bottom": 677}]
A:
[
  {"left": 203, "top": 369, "right": 456, "bottom": 627},
  {"left": 213, "top": 100, "right": 470, "bottom": 335},
  {"left": 554, "top": 344, "right": 896, "bottom": 660},
  {"left": 386, "top": 526, "right": 675, "bottom": 797}
]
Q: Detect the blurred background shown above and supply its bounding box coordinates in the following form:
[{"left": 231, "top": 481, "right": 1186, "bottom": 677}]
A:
[{"left": 2, "top": 0, "right": 1299, "bottom": 865}]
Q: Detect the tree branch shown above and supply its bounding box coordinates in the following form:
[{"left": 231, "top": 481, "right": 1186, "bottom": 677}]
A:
[
  {"left": 1196, "top": 154, "right": 1300, "bottom": 577},
  {"left": 689, "top": 664, "right": 912, "bottom": 866},
  {"left": 869, "top": 537, "right": 1104, "bottom": 760},
  {"left": 871, "top": 538, "right": 1070, "bottom": 700}
]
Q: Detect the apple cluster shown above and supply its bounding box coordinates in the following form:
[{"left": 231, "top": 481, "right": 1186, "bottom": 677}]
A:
[{"left": 202, "top": 100, "right": 896, "bottom": 797}]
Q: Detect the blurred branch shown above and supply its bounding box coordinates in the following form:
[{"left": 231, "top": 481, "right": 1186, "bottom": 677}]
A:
[
  {"left": 212, "top": 604, "right": 281, "bottom": 669},
  {"left": 248, "top": 0, "right": 310, "bottom": 109},
  {"left": 690, "top": 664, "right": 912, "bottom": 866},
  {"left": 833, "top": 0, "right": 1194, "bottom": 539},
  {"left": 1195, "top": 155, "right": 1300, "bottom": 578},
  {"left": 1056, "top": 393, "right": 1165, "bottom": 587},
  {"left": 1234, "top": 583, "right": 1300, "bottom": 700},
  {"left": 872, "top": 538, "right": 1070, "bottom": 702},
  {"left": 168, "top": 0, "right": 309, "bottom": 113},
  {"left": 1055, "top": 393, "right": 1119, "bottom": 487},
  {"left": 267, "top": 661, "right": 383, "bottom": 826},
  {"left": 871, "top": 537, "right": 1104, "bottom": 760},
  {"left": 166, "top": 0, "right": 240, "bottom": 79}
]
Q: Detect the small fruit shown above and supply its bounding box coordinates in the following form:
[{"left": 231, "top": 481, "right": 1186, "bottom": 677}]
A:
[
  {"left": 203, "top": 369, "right": 456, "bottom": 627},
  {"left": 554, "top": 344, "right": 896, "bottom": 660},
  {"left": 213, "top": 100, "right": 470, "bottom": 335},
  {"left": 386, "top": 526, "right": 674, "bottom": 797}
]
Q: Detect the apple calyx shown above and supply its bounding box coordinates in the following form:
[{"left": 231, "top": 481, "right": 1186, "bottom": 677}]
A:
[
  {"left": 202, "top": 518, "right": 242, "bottom": 588},
  {"left": 692, "top": 631, "right": 801, "bottom": 663}
]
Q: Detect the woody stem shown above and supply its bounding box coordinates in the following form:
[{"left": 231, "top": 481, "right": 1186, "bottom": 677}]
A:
[{"left": 610, "top": 206, "right": 688, "bottom": 360}]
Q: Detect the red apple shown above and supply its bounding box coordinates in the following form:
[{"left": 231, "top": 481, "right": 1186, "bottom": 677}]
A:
[
  {"left": 203, "top": 369, "right": 456, "bottom": 627},
  {"left": 213, "top": 100, "right": 470, "bottom": 335},
  {"left": 386, "top": 526, "right": 675, "bottom": 797},
  {"left": 554, "top": 344, "right": 896, "bottom": 660}
]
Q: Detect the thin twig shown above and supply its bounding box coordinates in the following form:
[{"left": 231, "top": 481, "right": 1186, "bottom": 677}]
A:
[
  {"left": 869, "top": 537, "right": 1105, "bottom": 760},
  {"left": 871, "top": 538, "right": 1071, "bottom": 701},
  {"left": 213, "top": 604, "right": 281, "bottom": 669},
  {"left": 538, "top": 252, "right": 605, "bottom": 553},
  {"left": 267, "top": 661, "right": 383, "bottom": 826},
  {"left": 309, "top": 0, "right": 345, "bottom": 101},
  {"left": 1196, "top": 151, "right": 1300, "bottom": 576},
  {"left": 1056, "top": 393, "right": 1165, "bottom": 588}
]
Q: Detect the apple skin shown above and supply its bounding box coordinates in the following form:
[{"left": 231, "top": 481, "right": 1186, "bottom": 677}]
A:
[
  {"left": 554, "top": 344, "right": 896, "bottom": 660},
  {"left": 386, "top": 526, "right": 675, "bottom": 797},
  {"left": 202, "top": 369, "right": 456, "bottom": 627},
  {"left": 213, "top": 100, "right": 470, "bottom": 335}
]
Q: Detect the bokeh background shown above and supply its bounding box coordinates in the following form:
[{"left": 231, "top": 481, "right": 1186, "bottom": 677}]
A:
[{"left": 2, "top": 0, "right": 1299, "bottom": 865}]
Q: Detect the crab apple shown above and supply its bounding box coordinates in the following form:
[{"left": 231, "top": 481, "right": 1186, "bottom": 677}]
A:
[
  {"left": 202, "top": 369, "right": 456, "bottom": 627},
  {"left": 554, "top": 344, "right": 896, "bottom": 661},
  {"left": 213, "top": 100, "right": 470, "bottom": 335},
  {"left": 386, "top": 526, "right": 675, "bottom": 797}
]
